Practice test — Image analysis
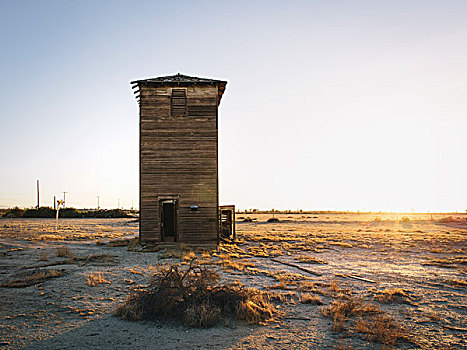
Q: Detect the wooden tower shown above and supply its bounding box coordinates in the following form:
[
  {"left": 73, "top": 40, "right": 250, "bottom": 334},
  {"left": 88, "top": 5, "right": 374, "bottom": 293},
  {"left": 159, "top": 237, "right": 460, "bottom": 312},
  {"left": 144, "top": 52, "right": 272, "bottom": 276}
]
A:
[{"left": 131, "top": 73, "right": 227, "bottom": 244}]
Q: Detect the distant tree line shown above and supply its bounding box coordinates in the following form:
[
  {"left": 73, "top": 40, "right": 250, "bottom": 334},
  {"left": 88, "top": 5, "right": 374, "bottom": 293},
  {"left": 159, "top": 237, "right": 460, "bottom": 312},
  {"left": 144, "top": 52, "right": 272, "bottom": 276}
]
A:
[{"left": 1, "top": 207, "right": 137, "bottom": 218}]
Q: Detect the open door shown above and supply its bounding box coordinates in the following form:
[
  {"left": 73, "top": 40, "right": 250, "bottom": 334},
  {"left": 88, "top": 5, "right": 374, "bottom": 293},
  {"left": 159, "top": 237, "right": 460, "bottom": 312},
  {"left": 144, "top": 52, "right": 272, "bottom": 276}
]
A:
[
  {"left": 219, "top": 205, "right": 235, "bottom": 240},
  {"left": 160, "top": 199, "right": 178, "bottom": 242}
]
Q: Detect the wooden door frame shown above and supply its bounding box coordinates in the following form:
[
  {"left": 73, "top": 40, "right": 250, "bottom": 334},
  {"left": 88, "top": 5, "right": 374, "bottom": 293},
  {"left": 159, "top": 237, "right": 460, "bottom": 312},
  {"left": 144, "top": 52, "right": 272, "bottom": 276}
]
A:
[{"left": 158, "top": 196, "right": 179, "bottom": 242}]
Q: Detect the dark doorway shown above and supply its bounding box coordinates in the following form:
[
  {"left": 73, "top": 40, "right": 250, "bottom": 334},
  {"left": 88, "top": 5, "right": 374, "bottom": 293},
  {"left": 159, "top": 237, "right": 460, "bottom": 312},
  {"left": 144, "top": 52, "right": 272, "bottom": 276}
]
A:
[
  {"left": 219, "top": 205, "right": 235, "bottom": 240},
  {"left": 160, "top": 200, "right": 177, "bottom": 242}
]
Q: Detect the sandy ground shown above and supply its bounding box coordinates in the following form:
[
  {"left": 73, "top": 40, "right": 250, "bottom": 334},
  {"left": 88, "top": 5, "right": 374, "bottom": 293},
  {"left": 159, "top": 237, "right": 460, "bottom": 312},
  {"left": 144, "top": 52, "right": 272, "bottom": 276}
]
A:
[{"left": 0, "top": 214, "right": 466, "bottom": 349}]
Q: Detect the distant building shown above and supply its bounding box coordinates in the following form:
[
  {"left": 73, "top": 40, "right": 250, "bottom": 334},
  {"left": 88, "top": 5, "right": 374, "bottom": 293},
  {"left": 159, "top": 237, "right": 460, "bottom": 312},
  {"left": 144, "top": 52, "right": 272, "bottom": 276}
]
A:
[{"left": 131, "top": 73, "right": 234, "bottom": 244}]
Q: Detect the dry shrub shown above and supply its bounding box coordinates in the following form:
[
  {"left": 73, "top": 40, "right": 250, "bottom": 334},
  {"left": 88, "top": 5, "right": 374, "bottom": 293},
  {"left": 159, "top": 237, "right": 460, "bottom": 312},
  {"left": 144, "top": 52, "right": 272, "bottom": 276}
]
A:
[
  {"left": 437, "top": 216, "right": 462, "bottom": 224},
  {"left": 355, "top": 313, "right": 405, "bottom": 345},
  {"left": 115, "top": 262, "right": 279, "bottom": 327},
  {"left": 56, "top": 246, "right": 74, "bottom": 259},
  {"left": 299, "top": 293, "right": 323, "bottom": 305},
  {"left": 267, "top": 217, "right": 280, "bottom": 223},
  {"left": 39, "top": 252, "right": 49, "bottom": 261},
  {"left": 401, "top": 217, "right": 410, "bottom": 222},
  {"left": 86, "top": 271, "right": 111, "bottom": 287},
  {"left": 2, "top": 269, "right": 64, "bottom": 288}
]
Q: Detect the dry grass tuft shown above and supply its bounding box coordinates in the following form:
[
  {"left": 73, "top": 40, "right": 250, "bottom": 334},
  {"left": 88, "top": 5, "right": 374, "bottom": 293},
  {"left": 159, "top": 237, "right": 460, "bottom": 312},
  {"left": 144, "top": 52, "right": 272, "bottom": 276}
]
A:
[
  {"left": 237, "top": 291, "right": 276, "bottom": 324},
  {"left": 374, "top": 288, "right": 411, "bottom": 304},
  {"left": 217, "top": 254, "right": 255, "bottom": 272},
  {"left": 56, "top": 246, "right": 74, "bottom": 259},
  {"left": 85, "top": 271, "right": 111, "bottom": 287},
  {"left": 2, "top": 269, "right": 64, "bottom": 288},
  {"left": 321, "top": 296, "right": 383, "bottom": 332},
  {"left": 328, "top": 280, "right": 346, "bottom": 295},
  {"left": 329, "top": 242, "right": 353, "bottom": 248},
  {"left": 355, "top": 313, "right": 406, "bottom": 345},
  {"left": 115, "top": 262, "right": 279, "bottom": 327},
  {"left": 296, "top": 254, "right": 327, "bottom": 264},
  {"left": 299, "top": 293, "right": 323, "bottom": 305}
]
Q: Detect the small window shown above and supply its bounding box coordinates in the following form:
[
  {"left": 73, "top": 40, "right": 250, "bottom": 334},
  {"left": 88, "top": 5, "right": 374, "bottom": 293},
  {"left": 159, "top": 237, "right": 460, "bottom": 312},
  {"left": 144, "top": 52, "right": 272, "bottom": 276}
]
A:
[{"left": 171, "top": 89, "right": 187, "bottom": 117}]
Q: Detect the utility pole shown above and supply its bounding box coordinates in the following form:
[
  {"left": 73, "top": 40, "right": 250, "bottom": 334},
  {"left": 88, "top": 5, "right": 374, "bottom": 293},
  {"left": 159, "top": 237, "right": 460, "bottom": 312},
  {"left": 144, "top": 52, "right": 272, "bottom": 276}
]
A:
[
  {"left": 53, "top": 196, "right": 56, "bottom": 210},
  {"left": 36, "top": 180, "right": 40, "bottom": 209},
  {"left": 97, "top": 196, "right": 100, "bottom": 210},
  {"left": 118, "top": 199, "right": 120, "bottom": 209},
  {"left": 62, "top": 191, "right": 68, "bottom": 208}
]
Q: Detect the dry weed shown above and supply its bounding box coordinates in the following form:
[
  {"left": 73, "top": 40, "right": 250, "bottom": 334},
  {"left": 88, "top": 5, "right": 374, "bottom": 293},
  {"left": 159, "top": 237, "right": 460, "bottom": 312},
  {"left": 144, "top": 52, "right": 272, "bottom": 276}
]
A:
[
  {"left": 322, "top": 297, "right": 363, "bottom": 332},
  {"left": 85, "top": 271, "right": 111, "bottom": 287},
  {"left": 182, "top": 251, "right": 197, "bottom": 261},
  {"left": 129, "top": 267, "right": 145, "bottom": 276},
  {"left": 374, "top": 288, "right": 412, "bottom": 304},
  {"left": 299, "top": 293, "right": 323, "bottom": 305},
  {"left": 268, "top": 280, "right": 295, "bottom": 290},
  {"left": 237, "top": 291, "right": 276, "bottom": 324},
  {"left": 355, "top": 313, "right": 405, "bottom": 345}
]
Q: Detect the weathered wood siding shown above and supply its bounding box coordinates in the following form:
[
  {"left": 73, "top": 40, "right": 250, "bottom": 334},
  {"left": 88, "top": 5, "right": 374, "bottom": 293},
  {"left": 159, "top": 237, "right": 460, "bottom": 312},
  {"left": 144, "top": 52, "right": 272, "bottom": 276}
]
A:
[{"left": 139, "top": 84, "right": 219, "bottom": 244}]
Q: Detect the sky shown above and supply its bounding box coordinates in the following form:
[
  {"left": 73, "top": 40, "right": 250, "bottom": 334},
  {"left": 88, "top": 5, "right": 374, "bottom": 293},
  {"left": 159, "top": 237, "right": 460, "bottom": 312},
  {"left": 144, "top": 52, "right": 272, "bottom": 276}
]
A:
[{"left": 0, "top": 0, "right": 466, "bottom": 212}]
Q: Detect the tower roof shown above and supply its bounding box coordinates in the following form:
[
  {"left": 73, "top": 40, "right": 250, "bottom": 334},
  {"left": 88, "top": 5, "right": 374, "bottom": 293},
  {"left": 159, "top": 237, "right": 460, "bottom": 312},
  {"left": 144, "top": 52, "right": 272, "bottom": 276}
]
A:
[{"left": 131, "top": 73, "right": 227, "bottom": 105}]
